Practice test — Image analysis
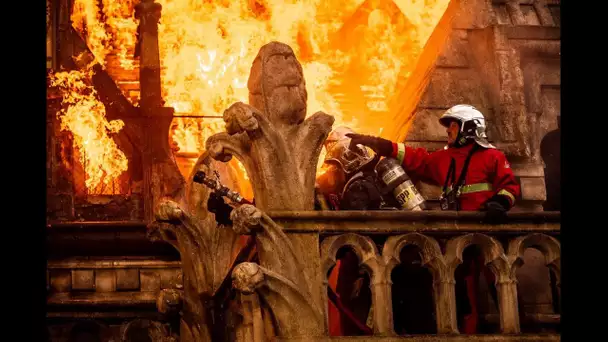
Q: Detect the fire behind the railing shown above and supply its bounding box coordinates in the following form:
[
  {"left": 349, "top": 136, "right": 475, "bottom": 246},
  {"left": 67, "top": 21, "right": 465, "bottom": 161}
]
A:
[{"left": 51, "top": 0, "right": 451, "bottom": 195}]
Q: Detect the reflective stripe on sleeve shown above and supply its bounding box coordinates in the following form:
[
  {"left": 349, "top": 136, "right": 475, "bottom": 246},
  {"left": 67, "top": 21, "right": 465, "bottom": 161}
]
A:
[
  {"left": 498, "top": 189, "right": 516, "bottom": 204},
  {"left": 396, "top": 143, "right": 406, "bottom": 165}
]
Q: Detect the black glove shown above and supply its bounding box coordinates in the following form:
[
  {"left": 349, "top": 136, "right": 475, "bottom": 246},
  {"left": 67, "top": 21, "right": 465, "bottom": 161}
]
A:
[
  {"left": 345, "top": 133, "right": 394, "bottom": 157},
  {"left": 207, "top": 192, "right": 233, "bottom": 226},
  {"left": 483, "top": 195, "right": 511, "bottom": 224}
]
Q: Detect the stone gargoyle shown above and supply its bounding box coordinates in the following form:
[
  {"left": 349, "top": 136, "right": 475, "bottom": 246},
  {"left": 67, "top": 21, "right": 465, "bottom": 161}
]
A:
[
  {"left": 206, "top": 41, "right": 335, "bottom": 338},
  {"left": 150, "top": 41, "right": 334, "bottom": 341},
  {"left": 148, "top": 153, "right": 250, "bottom": 342}
]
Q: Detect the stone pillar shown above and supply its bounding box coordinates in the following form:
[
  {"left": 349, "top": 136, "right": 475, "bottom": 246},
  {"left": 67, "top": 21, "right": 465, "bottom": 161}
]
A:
[
  {"left": 134, "top": 0, "right": 183, "bottom": 222},
  {"left": 433, "top": 277, "right": 459, "bottom": 334},
  {"left": 370, "top": 273, "right": 394, "bottom": 335},
  {"left": 135, "top": 0, "right": 162, "bottom": 109},
  {"left": 496, "top": 277, "right": 521, "bottom": 333},
  {"left": 57, "top": 0, "right": 74, "bottom": 68},
  {"left": 238, "top": 294, "right": 260, "bottom": 342}
]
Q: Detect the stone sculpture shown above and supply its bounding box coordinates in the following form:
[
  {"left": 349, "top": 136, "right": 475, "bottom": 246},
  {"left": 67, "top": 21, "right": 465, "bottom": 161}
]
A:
[{"left": 151, "top": 41, "right": 334, "bottom": 341}]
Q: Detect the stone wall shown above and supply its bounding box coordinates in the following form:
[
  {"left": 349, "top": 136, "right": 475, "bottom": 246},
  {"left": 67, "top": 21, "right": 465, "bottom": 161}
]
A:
[{"left": 407, "top": 0, "right": 560, "bottom": 211}]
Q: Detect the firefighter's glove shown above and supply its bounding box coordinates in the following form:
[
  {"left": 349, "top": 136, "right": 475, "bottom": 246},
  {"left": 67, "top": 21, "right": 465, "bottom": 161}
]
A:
[
  {"left": 346, "top": 133, "right": 394, "bottom": 157},
  {"left": 207, "top": 192, "right": 233, "bottom": 226},
  {"left": 483, "top": 195, "right": 510, "bottom": 224}
]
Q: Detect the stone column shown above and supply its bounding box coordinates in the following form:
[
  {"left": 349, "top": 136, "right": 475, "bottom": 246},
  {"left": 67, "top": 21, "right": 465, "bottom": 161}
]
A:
[
  {"left": 370, "top": 273, "right": 394, "bottom": 335},
  {"left": 238, "top": 294, "right": 260, "bottom": 342},
  {"left": 433, "top": 276, "right": 459, "bottom": 334},
  {"left": 135, "top": 0, "right": 162, "bottom": 109},
  {"left": 134, "top": 0, "right": 183, "bottom": 222},
  {"left": 496, "top": 277, "right": 521, "bottom": 333}
]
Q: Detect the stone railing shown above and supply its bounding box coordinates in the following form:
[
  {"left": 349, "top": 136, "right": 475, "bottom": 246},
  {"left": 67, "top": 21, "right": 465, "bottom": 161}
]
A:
[
  {"left": 46, "top": 212, "right": 559, "bottom": 341},
  {"left": 232, "top": 210, "right": 561, "bottom": 341}
]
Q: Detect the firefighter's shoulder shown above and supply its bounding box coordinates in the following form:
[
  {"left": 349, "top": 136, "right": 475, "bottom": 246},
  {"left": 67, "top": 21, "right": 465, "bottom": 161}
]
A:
[{"left": 483, "top": 147, "right": 513, "bottom": 167}]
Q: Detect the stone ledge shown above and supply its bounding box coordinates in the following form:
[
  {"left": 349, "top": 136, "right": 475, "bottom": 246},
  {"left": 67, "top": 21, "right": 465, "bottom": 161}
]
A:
[
  {"left": 47, "top": 292, "right": 157, "bottom": 307},
  {"left": 48, "top": 260, "right": 183, "bottom": 294},
  {"left": 505, "top": 26, "right": 560, "bottom": 40},
  {"left": 277, "top": 335, "right": 560, "bottom": 341},
  {"left": 47, "top": 221, "right": 179, "bottom": 258},
  {"left": 484, "top": 313, "right": 560, "bottom": 325},
  {"left": 48, "top": 259, "right": 181, "bottom": 269},
  {"left": 46, "top": 311, "right": 163, "bottom": 321},
  {"left": 269, "top": 211, "right": 560, "bottom": 234}
]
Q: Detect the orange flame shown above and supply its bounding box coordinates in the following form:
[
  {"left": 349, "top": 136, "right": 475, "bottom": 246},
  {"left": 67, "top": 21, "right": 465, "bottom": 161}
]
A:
[
  {"left": 63, "top": 0, "right": 451, "bottom": 192},
  {"left": 49, "top": 65, "right": 129, "bottom": 193}
]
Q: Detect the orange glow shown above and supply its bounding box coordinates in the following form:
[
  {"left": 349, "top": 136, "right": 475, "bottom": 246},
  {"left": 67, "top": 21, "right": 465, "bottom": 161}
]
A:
[
  {"left": 58, "top": 0, "right": 451, "bottom": 194},
  {"left": 49, "top": 63, "right": 129, "bottom": 193}
]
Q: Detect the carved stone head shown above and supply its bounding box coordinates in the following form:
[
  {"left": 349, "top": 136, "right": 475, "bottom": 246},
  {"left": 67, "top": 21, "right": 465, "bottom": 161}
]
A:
[{"left": 247, "top": 41, "right": 308, "bottom": 126}]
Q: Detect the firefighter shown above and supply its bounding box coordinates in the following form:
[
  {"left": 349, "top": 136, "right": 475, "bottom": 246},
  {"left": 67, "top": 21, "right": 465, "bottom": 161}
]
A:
[
  {"left": 347, "top": 104, "right": 521, "bottom": 333},
  {"left": 346, "top": 104, "right": 519, "bottom": 218},
  {"left": 316, "top": 126, "right": 392, "bottom": 211}
]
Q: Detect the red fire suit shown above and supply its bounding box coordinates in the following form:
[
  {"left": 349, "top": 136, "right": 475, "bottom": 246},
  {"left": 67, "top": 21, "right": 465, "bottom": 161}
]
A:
[
  {"left": 391, "top": 141, "right": 520, "bottom": 333},
  {"left": 390, "top": 142, "right": 520, "bottom": 210}
]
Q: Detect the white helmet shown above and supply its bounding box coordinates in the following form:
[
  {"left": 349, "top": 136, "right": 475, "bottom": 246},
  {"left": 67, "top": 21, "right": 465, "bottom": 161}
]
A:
[{"left": 439, "top": 104, "right": 495, "bottom": 149}]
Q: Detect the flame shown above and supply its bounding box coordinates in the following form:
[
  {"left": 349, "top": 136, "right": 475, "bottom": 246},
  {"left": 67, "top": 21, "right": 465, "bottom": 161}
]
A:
[
  {"left": 49, "top": 65, "right": 129, "bottom": 193},
  {"left": 153, "top": 0, "right": 449, "bottom": 151},
  {"left": 64, "top": 0, "right": 451, "bottom": 193},
  {"left": 101, "top": 0, "right": 139, "bottom": 70}
]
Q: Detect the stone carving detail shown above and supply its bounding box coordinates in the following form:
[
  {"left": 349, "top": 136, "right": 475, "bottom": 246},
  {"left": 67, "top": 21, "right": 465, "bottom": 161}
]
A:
[
  {"left": 318, "top": 232, "right": 560, "bottom": 336},
  {"left": 384, "top": 233, "right": 455, "bottom": 334},
  {"left": 157, "top": 288, "right": 183, "bottom": 316},
  {"left": 206, "top": 41, "right": 334, "bottom": 211},
  {"left": 508, "top": 233, "right": 561, "bottom": 306},
  {"left": 149, "top": 152, "right": 248, "bottom": 342},
  {"left": 198, "top": 41, "right": 333, "bottom": 340},
  {"left": 150, "top": 41, "right": 333, "bottom": 341},
  {"left": 229, "top": 205, "right": 325, "bottom": 338},
  {"left": 320, "top": 234, "right": 386, "bottom": 334},
  {"left": 508, "top": 233, "right": 560, "bottom": 280},
  {"left": 445, "top": 233, "right": 519, "bottom": 333}
]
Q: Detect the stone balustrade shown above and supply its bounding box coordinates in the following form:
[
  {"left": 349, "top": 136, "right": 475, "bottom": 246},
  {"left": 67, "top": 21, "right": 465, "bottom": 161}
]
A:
[
  {"left": 47, "top": 211, "right": 559, "bottom": 341},
  {"left": 268, "top": 210, "right": 560, "bottom": 340}
]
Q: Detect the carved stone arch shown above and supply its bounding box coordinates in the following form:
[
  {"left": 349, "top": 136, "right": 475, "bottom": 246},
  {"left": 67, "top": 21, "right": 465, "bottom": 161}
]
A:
[
  {"left": 445, "top": 233, "right": 509, "bottom": 280},
  {"left": 383, "top": 233, "right": 447, "bottom": 282},
  {"left": 320, "top": 233, "right": 392, "bottom": 335},
  {"left": 320, "top": 233, "right": 382, "bottom": 278},
  {"left": 507, "top": 233, "right": 561, "bottom": 283},
  {"left": 445, "top": 233, "right": 521, "bottom": 333}
]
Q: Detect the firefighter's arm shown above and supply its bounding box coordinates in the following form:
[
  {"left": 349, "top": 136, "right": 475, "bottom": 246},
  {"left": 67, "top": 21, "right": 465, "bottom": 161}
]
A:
[
  {"left": 489, "top": 152, "right": 520, "bottom": 209},
  {"left": 390, "top": 142, "right": 440, "bottom": 185},
  {"left": 345, "top": 134, "right": 439, "bottom": 183}
]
